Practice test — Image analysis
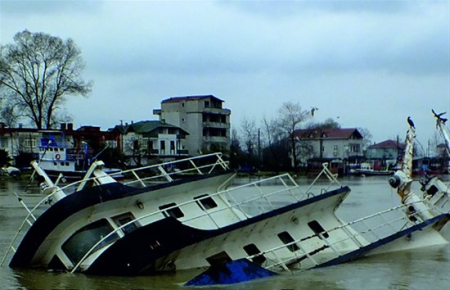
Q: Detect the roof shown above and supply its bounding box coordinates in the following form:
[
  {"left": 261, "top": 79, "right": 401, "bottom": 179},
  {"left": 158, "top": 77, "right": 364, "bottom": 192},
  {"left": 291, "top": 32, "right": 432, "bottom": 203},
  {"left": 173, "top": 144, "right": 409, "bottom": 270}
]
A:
[
  {"left": 114, "top": 120, "right": 188, "bottom": 135},
  {"left": 367, "top": 140, "right": 405, "bottom": 149},
  {"left": 294, "top": 128, "right": 363, "bottom": 139},
  {"left": 161, "top": 95, "right": 223, "bottom": 103}
]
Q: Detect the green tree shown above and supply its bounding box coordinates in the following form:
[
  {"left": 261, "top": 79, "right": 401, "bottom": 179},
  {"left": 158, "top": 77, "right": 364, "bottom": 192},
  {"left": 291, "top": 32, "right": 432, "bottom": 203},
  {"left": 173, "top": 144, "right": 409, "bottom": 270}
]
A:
[{"left": 0, "top": 30, "right": 92, "bottom": 129}]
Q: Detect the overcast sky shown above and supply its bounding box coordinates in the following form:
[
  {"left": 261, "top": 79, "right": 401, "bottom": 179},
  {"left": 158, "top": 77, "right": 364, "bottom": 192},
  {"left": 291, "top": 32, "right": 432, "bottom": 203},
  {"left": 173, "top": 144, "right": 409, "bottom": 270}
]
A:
[{"left": 1, "top": 0, "right": 449, "bottom": 149}]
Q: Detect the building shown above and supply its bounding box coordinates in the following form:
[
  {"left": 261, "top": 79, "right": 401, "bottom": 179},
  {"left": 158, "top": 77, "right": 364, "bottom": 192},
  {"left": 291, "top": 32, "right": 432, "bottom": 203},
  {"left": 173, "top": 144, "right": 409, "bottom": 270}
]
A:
[
  {"left": 154, "top": 95, "right": 231, "bottom": 155},
  {"left": 112, "top": 120, "right": 189, "bottom": 166},
  {"left": 293, "top": 128, "right": 364, "bottom": 175},
  {"left": 294, "top": 128, "right": 364, "bottom": 160},
  {"left": 365, "top": 140, "right": 405, "bottom": 160}
]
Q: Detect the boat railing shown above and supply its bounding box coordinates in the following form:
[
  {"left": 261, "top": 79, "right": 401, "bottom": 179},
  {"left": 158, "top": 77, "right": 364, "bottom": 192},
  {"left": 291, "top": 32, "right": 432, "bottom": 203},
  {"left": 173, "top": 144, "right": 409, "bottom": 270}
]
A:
[
  {"left": 31, "top": 152, "right": 230, "bottom": 197},
  {"left": 69, "top": 164, "right": 343, "bottom": 272},
  {"left": 1, "top": 153, "right": 229, "bottom": 266},
  {"left": 244, "top": 200, "right": 438, "bottom": 273}
]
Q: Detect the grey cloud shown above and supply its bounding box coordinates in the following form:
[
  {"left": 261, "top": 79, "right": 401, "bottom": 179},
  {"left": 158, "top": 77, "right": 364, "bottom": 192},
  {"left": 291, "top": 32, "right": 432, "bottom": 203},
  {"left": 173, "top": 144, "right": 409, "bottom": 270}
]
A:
[
  {"left": 0, "top": 0, "right": 104, "bottom": 16},
  {"left": 217, "top": 0, "right": 413, "bottom": 17}
]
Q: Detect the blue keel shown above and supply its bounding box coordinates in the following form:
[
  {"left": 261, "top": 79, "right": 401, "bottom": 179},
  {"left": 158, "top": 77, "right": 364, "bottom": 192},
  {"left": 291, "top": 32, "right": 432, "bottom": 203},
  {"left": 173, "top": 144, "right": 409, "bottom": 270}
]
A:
[{"left": 184, "top": 258, "right": 277, "bottom": 286}]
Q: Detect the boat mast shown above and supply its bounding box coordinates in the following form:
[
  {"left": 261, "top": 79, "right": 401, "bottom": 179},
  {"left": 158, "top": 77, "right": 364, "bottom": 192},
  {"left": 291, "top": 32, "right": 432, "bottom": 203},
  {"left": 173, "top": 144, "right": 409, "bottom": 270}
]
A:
[
  {"left": 388, "top": 117, "right": 434, "bottom": 220},
  {"left": 390, "top": 118, "right": 415, "bottom": 201},
  {"left": 432, "top": 109, "right": 450, "bottom": 157}
]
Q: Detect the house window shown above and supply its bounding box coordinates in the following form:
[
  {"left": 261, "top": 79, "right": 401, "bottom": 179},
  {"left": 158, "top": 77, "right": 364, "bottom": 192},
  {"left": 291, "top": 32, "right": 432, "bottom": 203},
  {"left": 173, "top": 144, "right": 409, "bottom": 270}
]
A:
[
  {"left": 106, "top": 140, "right": 117, "bottom": 148},
  {"left": 194, "top": 194, "right": 218, "bottom": 210},
  {"left": 349, "top": 144, "right": 360, "bottom": 153},
  {"left": 243, "top": 244, "right": 266, "bottom": 265},
  {"left": 133, "top": 140, "right": 139, "bottom": 150},
  {"left": 205, "top": 101, "right": 210, "bottom": 108},
  {"left": 308, "top": 220, "right": 329, "bottom": 238},
  {"left": 159, "top": 203, "right": 184, "bottom": 219},
  {"left": 160, "top": 140, "right": 165, "bottom": 154},
  {"left": 333, "top": 145, "right": 338, "bottom": 156},
  {"left": 24, "top": 139, "right": 36, "bottom": 148},
  {"left": 277, "top": 231, "right": 299, "bottom": 252}
]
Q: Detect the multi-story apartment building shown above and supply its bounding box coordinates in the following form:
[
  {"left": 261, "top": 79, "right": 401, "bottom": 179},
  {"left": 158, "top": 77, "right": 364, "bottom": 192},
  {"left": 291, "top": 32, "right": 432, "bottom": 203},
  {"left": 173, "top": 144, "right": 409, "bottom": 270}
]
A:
[{"left": 153, "top": 95, "right": 231, "bottom": 155}]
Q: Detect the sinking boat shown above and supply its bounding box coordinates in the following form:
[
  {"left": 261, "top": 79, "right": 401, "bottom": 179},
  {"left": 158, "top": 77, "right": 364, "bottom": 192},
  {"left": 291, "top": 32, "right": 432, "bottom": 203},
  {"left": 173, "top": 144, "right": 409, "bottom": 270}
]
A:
[{"left": 2, "top": 119, "right": 450, "bottom": 286}]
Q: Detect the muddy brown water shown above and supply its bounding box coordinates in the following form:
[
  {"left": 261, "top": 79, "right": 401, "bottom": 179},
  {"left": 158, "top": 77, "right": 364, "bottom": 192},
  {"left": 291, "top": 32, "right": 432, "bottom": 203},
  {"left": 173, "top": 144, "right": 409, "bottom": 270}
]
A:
[{"left": 1, "top": 175, "right": 449, "bottom": 290}]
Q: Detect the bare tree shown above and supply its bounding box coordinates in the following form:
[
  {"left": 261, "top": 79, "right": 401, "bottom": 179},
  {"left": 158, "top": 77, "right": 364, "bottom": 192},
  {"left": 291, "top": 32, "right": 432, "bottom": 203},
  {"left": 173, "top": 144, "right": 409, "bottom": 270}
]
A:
[
  {"left": 277, "top": 101, "right": 311, "bottom": 170},
  {"left": 240, "top": 116, "right": 258, "bottom": 156},
  {"left": 357, "top": 127, "right": 373, "bottom": 150},
  {"left": 0, "top": 30, "right": 92, "bottom": 129},
  {"left": 0, "top": 103, "right": 20, "bottom": 128}
]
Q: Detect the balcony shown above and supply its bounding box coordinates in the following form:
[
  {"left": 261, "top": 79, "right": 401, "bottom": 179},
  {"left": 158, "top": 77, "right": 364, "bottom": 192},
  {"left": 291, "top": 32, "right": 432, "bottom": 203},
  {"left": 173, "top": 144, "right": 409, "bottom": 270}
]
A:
[{"left": 202, "top": 121, "right": 230, "bottom": 129}]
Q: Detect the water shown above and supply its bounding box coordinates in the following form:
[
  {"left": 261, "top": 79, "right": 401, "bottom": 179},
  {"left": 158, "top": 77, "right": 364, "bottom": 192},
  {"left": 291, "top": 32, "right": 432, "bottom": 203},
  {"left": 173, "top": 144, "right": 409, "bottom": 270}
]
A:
[{"left": 1, "top": 175, "right": 449, "bottom": 290}]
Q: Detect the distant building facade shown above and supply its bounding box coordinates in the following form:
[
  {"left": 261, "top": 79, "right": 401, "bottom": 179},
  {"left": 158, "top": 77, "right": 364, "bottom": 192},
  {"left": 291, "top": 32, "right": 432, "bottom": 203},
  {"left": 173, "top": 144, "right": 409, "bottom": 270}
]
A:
[
  {"left": 365, "top": 140, "right": 405, "bottom": 160},
  {"left": 154, "top": 95, "right": 231, "bottom": 155},
  {"left": 0, "top": 123, "right": 120, "bottom": 167},
  {"left": 112, "top": 120, "right": 189, "bottom": 166},
  {"left": 294, "top": 128, "right": 365, "bottom": 161}
]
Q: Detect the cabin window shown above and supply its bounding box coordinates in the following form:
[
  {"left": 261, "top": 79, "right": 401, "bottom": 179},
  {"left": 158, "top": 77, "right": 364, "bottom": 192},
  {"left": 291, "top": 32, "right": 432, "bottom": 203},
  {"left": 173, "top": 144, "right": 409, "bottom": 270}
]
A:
[
  {"left": 62, "top": 219, "right": 119, "bottom": 265},
  {"left": 277, "top": 231, "right": 299, "bottom": 252},
  {"left": 194, "top": 194, "right": 218, "bottom": 210},
  {"left": 243, "top": 244, "right": 266, "bottom": 265},
  {"left": 159, "top": 203, "right": 184, "bottom": 219},
  {"left": 426, "top": 185, "right": 438, "bottom": 196},
  {"left": 206, "top": 251, "right": 231, "bottom": 266},
  {"left": 308, "top": 220, "right": 329, "bottom": 238},
  {"left": 112, "top": 212, "right": 140, "bottom": 235}
]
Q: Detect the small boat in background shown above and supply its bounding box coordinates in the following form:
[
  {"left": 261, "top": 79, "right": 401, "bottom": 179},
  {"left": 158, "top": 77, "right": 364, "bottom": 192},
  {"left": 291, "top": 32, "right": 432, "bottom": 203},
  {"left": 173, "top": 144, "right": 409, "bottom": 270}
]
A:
[
  {"left": 37, "top": 131, "right": 120, "bottom": 180},
  {"left": 352, "top": 162, "right": 394, "bottom": 176}
]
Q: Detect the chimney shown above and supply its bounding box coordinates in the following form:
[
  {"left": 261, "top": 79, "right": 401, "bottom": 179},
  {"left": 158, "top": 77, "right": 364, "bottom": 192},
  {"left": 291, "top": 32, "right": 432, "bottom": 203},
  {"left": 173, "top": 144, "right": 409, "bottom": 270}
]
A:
[
  {"left": 67, "top": 123, "right": 73, "bottom": 131},
  {"left": 61, "top": 123, "right": 66, "bottom": 130}
]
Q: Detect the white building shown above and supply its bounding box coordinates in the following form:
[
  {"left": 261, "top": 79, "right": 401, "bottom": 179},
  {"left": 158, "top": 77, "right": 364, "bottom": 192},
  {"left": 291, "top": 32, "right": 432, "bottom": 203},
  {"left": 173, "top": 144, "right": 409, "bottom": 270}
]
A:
[
  {"left": 294, "top": 128, "right": 365, "bottom": 162},
  {"left": 153, "top": 95, "right": 231, "bottom": 155},
  {"left": 114, "top": 120, "right": 189, "bottom": 166}
]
